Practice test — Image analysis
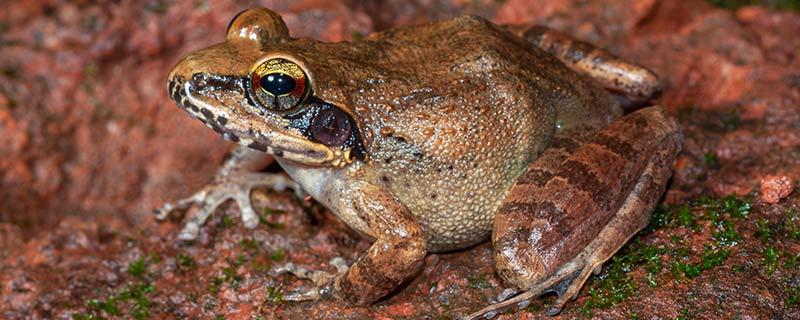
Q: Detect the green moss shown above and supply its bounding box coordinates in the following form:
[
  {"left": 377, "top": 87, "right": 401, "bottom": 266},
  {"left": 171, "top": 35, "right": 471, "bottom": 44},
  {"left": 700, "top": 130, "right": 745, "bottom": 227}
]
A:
[
  {"left": 760, "top": 246, "right": 779, "bottom": 276},
  {"left": 270, "top": 247, "right": 284, "bottom": 262},
  {"left": 582, "top": 194, "right": 750, "bottom": 315},
  {"left": 222, "top": 265, "right": 242, "bottom": 286},
  {"left": 755, "top": 219, "right": 774, "bottom": 241},
  {"left": 467, "top": 274, "right": 489, "bottom": 289},
  {"left": 582, "top": 258, "right": 637, "bottom": 316},
  {"left": 670, "top": 261, "right": 701, "bottom": 279},
  {"left": 209, "top": 276, "right": 224, "bottom": 293},
  {"left": 260, "top": 208, "right": 286, "bottom": 229},
  {"left": 128, "top": 257, "right": 148, "bottom": 278},
  {"left": 74, "top": 282, "right": 154, "bottom": 320},
  {"left": 699, "top": 247, "right": 730, "bottom": 270},
  {"left": 582, "top": 241, "right": 667, "bottom": 315},
  {"left": 709, "top": 0, "right": 800, "bottom": 11},
  {"left": 221, "top": 215, "right": 235, "bottom": 228},
  {"left": 235, "top": 254, "right": 247, "bottom": 266},
  {"left": 523, "top": 301, "right": 542, "bottom": 312},
  {"left": 121, "top": 283, "right": 155, "bottom": 320},
  {"left": 675, "top": 307, "right": 690, "bottom": 320},
  {"left": 676, "top": 205, "right": 698, "bottom": 229},
  {"left": 721, "top": 195, "right": 750, "bottom": 218},
  {"left": 642, "top": 205, "right": 669, "bottom": 234},
  {"left": 643, "top": 204, "right": 697, "bottom": 233},
  {"left": 85, "top": 296, "right": 120, "bottom": 317},
  {"left": 701, "top": 152, "right": 720, "bottom": 168},
  {"left": 787, "top": 285, "right": 800, "bottom": 307},
  {"left": 785, "top": 209, "right": 800, "bottom": 240},
  {"left": 670, "top": 245, "right": 730, "bottom": 280},
  {"left": 74, "top": 250, "right": 158, "bottom": 319},
  {"left": 712, "top": 220, "right": 742, "bottom": 246},
  {"left": 266, "top": 286, "right": 284, "bottom": 302},
  {"left": 176, "top": 253, "right": 195, "bottom": 269},
  {"left": 783, "top": 252, "right": 799, "bottom": 270},
  {"left": 238, "top": 239, "right": 259, "bottom": 251}
]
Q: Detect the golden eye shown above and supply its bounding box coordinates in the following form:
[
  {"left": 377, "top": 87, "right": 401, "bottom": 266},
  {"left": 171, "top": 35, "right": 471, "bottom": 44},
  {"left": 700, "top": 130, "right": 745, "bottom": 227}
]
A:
[{"left": 250, "top": 58, "right": 308, "bottom": 112}]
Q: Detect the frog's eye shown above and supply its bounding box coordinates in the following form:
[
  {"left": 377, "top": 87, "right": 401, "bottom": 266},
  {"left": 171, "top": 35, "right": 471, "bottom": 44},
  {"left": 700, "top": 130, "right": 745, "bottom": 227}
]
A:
[{"left": 250, "top": 58, "right": 308, "bottom": 112}]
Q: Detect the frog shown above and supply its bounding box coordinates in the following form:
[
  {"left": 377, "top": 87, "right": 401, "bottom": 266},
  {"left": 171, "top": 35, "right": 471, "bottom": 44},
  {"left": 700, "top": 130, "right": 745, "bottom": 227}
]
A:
[{"left": 157, "top": 7, "right": 682, "bottom": 318}]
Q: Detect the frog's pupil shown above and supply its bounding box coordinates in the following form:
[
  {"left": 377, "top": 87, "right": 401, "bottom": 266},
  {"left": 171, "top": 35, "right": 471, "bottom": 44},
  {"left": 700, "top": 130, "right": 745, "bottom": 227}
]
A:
[{"left": 260, "top": 73, "right": 296, "bottom": 96}]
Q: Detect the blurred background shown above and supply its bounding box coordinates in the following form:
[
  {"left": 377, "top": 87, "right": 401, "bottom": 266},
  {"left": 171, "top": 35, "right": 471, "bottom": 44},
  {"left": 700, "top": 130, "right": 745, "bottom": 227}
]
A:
[{"left": 1, "top": 1, "right": 798, "bottom": 319}]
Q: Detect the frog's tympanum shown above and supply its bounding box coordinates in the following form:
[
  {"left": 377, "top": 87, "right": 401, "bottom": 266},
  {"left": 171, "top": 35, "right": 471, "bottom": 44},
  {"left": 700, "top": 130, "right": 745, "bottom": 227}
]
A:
[{"left": 158, "top": 8, "right": 682, "bottom": 318}]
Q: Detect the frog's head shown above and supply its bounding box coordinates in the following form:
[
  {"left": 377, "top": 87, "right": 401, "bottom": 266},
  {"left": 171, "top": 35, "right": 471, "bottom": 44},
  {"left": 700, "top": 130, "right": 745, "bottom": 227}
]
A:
[{"left": 168, "top": 8, "right": 365, "bottom": 167}]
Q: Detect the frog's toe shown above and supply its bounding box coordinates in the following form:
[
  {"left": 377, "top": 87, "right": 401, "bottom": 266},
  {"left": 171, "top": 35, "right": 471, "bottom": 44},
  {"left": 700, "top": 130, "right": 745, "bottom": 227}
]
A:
[
  {"left": 464, "top": 261, "right": 593, "bottom": 319},
  {"left": 157, "top": 172, "right": 304, "bottom": 239},
  {"left": 233, "top": 191, "right": 259, "bottom": 229},
  {"left": 177, "top": 222, "right": 200, "bottom": 241},
  {"left": 497, "top": 287, "right": 521, "bottom": 302},
  {"left": 153, "top": 189, "right": 207, "bottom": 220},
  {"left": 277, "top": 258, "right": 350, "bottom": 303},
  {"left": 277, "top": 257, "right": 348, "bottom": 286},
  {"left": 282, "top": 286, "right": 325, "bottom": 302}
]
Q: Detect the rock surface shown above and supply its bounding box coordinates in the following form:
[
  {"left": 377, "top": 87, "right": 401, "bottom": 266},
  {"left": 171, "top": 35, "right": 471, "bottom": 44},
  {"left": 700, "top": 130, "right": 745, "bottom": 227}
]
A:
[{"left": 1, "top": 0, "right": 799, "bottom": 319}]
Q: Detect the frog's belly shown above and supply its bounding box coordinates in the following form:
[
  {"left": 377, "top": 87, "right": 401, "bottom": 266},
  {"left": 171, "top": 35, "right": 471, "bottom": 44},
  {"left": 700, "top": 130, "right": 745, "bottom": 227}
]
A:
[
  {"left": 415, "top": 206, "right": 496, "bottom": 252},
  {"left": 387, "top": 164, "right": 522, "bottom": 252},
  {"left": 278, "top": 159, "right": 515, "bottom": 253}
]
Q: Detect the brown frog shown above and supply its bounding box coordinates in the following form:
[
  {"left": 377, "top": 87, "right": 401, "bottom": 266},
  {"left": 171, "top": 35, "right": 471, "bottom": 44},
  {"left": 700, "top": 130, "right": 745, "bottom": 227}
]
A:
[{"left": 157, "top": 8, "right": 682, "bottom": 318}]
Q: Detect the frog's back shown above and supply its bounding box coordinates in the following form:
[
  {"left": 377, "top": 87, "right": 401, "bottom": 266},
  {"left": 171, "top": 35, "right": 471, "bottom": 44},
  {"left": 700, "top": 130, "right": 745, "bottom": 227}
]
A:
[{"left": 301, "top": 15, "right": 620, "bottom": 251}]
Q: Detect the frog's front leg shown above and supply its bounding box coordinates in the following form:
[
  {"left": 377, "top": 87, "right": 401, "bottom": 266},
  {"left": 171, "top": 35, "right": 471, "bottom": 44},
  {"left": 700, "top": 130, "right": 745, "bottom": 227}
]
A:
[
  {"left": 283, "top": 182, "right": 428, "bottom": 305},
  {"left": 154, "top": 145, "right": 301, "bottom": 240},
  {"left": 477, "top": 106, "right": 681, "bottom": 318}
]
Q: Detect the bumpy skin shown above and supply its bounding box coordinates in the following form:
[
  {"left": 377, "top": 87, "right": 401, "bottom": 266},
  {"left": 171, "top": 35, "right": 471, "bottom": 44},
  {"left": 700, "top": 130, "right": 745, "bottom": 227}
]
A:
[{"left": 164, "top": 7, "right": 682, "bottom": 314}]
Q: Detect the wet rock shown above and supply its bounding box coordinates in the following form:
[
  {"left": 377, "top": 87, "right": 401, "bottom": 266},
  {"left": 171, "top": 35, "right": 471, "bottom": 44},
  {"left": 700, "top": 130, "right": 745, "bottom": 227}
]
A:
[{"left": 760, "top": 174, "right": 795, "bottom": 204}]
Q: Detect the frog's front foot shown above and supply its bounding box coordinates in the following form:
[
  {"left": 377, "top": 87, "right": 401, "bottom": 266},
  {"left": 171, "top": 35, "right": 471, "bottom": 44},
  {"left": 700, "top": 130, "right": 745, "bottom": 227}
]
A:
[
  {"left": 154, "top": 171, "right": 302, "bottom": 240},
  {"left": 276, "top": 257, "right": 349, "bottom": 301}
]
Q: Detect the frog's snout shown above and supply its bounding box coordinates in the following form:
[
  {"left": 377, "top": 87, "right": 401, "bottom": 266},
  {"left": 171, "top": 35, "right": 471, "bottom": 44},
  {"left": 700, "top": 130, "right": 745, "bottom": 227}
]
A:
[
  {"left": 167, "top": 75, "right": 190, "bottom": 112},
  {"left": 167, "top": 74, "right": 229, "bottom": 138}
]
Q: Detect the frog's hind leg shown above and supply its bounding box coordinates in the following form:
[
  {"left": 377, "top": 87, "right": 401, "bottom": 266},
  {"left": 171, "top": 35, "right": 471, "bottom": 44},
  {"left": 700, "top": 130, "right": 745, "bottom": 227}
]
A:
[
  {"left": 521, "top": 25, "right": 662, "bottom": 108},
  {"left": 473, "top": 106, "right": 682, "bottom": 319},
  {"left": 154, "top": 145, "right": 303, "bottom": 240}
]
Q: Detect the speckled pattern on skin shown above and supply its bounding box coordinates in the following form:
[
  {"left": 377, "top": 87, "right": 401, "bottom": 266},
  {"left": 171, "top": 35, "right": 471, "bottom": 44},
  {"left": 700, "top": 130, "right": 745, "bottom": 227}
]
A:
[
  {"left": 161, "top": 7, "right": 682, "bottom": 316},
  {"left": 167, "top": 11, "right": 624, "bottom": 251}
]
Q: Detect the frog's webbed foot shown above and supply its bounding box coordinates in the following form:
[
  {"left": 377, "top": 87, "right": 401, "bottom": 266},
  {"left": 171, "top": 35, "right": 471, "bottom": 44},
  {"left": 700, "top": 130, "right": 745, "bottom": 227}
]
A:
[
  {"left": 154, "top": 172, "right": 301, "bottom": 240},
  {"left": 276, "top": 257, "right": 349, "bottom": 301},
  {"left": 463, "top": 255, "right": 598, "bottom": 320},
  {"left": 154, "top": 145, "right": 304, "bottom": 240}
]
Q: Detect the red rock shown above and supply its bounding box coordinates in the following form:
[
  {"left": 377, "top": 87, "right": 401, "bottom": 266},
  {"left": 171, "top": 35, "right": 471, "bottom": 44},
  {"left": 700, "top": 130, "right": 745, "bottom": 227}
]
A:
[
  {"left": 760, "top": 174, "right": 795, "bottom": 204},
  {"left": 2, "top": 0, "right": 800, "bottom": 319}
]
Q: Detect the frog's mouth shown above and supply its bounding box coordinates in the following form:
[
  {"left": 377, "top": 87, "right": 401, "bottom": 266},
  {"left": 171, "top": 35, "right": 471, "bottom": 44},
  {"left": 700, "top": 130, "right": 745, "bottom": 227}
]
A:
[{"left": 168, "top": 73, "right": 355, "bottom": 166}]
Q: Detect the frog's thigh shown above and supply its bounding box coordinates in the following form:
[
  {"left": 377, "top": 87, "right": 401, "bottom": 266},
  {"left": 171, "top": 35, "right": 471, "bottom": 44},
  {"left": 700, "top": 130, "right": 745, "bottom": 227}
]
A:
[
  {"left": 521, "top": 25, "right": 662, "bottom": 106},
  {"left": 332, "top": 183, "right": 427, "bottom": 305},
  {"left": 492, "top": 106, "right": 681, "bottom": 312}
]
